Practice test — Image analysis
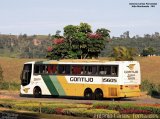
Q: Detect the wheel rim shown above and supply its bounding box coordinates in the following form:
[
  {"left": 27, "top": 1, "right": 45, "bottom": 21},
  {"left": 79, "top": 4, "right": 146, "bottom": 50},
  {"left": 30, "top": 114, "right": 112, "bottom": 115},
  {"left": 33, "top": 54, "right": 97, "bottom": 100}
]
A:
[
  {"left": 34, "top": 88, "right": 41, "bottom": 97},
  {"left": 95, "top": 91, "right": 103, "bottom": 100},
  {"left": 86, "top": 92, "right": 91, "bottom": 98},
  {"left": 85, "top": 90, "right": 92, "bottom": 99}
]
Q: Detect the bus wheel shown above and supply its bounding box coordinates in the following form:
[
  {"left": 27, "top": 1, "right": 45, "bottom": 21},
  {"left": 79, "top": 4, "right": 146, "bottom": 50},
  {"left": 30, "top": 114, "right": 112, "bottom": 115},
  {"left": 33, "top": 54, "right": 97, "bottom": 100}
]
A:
[
  {"left": 84, "top": 88, "right": 93, "bottom": 100},
  {"left": 94, "top": 89, "right": 103, "bottom": 100},
  {"left": 33, "top": 86, "right": 42, "bottom": 98}
]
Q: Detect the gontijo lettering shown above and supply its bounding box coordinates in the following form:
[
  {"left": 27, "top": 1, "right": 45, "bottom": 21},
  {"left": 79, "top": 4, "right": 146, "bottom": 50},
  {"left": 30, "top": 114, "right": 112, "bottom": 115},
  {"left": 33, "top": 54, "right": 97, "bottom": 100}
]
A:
[{"left": 70, "top": 77, "right": 93, "bottom": 82}]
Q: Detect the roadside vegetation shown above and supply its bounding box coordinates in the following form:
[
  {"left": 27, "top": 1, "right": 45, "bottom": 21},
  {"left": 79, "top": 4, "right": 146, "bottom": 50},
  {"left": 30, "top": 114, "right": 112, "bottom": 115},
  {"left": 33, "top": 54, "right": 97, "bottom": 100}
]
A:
[
  {"left": 111, "top": 46, "right": 137, "bottom": 61},
  {"left": 141, "top": 80, "right": 160, "bottom": 97},
  {"left": 0, "top": 81, "right": 19, "bottom": 90},
  {"left": 0, "top": 99, "right": 160, "bottom": 118},
  {"left": 0, "top": 64, "right": 3, "bottom": 81}
]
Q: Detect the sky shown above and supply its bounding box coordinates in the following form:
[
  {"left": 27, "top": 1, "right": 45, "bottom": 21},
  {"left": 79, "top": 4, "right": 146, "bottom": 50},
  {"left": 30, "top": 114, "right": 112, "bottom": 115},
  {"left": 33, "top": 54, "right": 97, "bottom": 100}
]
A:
[{"left": 0, "top": 0, "right": 159, "bottom": 37}]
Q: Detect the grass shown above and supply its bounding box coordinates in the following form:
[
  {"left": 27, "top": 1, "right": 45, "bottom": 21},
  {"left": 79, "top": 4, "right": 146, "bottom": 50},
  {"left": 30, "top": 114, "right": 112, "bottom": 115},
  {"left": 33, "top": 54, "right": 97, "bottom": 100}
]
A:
[
  {"left": 0, "top": 57, "right": 46, "bottom": 83},
  {"left": 0, "top": 81, "right": 20, "bottom": 90},
  {"left": 137, "top": 56, "right": 160, "bottom": 85}
]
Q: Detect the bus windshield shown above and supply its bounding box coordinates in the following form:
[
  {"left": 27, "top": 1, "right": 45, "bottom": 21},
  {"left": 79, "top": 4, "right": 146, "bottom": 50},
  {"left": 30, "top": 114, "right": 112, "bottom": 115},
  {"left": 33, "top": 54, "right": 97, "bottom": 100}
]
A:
[{"left": 21, "top": 64, "right": 32, "bottom": 86}]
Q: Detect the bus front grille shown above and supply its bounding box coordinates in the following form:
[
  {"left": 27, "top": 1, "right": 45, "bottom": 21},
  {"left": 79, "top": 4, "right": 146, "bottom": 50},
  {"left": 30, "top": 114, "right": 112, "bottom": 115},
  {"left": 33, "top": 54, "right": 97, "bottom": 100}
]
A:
[{"left": 108, "top": 88, "right": 117, "bottom": 96}]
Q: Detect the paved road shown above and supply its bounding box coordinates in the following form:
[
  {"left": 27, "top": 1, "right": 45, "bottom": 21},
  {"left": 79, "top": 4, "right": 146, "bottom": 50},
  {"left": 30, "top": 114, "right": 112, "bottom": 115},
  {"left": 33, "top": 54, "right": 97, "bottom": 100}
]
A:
[{"left": 0, "top": 90, "right": 160, "bottom": 104}]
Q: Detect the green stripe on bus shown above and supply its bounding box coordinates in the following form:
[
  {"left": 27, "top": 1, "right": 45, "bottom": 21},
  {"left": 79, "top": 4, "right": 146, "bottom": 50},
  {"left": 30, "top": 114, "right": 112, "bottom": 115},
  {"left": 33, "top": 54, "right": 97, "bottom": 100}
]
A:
[
  {"left": 49, "top": 76, "right": 66, "bottom": 96},
  {"left": 42, "top": 75, "right": 59, "bottom": 95}
]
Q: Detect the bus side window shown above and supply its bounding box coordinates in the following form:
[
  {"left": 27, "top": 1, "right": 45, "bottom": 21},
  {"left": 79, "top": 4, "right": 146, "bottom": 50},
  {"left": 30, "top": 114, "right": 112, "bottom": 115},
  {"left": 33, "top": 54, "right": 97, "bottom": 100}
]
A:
[
  {"left": 83, "top": 66, "right": 97, "bottom": 75},
  {"left": 111, "top": 66, "right": 118, "bottom": 76},
  {"left": 106, "top": 66, "right": 111, "bottom": 75},
  {"left": 44, "top": 65, "right": 48, "bottom": 74},
  {"left": 79, "top": 66, "right": 84, "bottom": 74},
  {"left": 84, "top": 66, "right": 88, "bottom": 75},
  {"left": 88, "top": 66, "right": 92, "bottom": 75},
  {"left": 72, "top": 65, "right": 82, "bottom": 75},
  {"left": 47, "top": 65, "right": 57, "bottom": 74},
  {"left": 58, "top": 65, "right": 70, "bottom": 75},
  {"left": 92, "top": 66, "right": 97, "bottom": 74},
  {"left": 34, "top": 65, "right": 40, "bottom": 74},
  {"left": 52, "top": 65, "right": 57, "bottom": 74},
  {"left": 72, "top": 66, "right": 78, "bottom": 74},
  {"left": 58, "top": 65, "right": 64, "bottom": 74},
  {"left": 47, "top": 65, "right": 52, "bottom": 74},
  {"left": 39, "top": 65, "right": 45, "bottom": 74},
  {"left": 99, "top": 66, "right": 106, "bottom": 75},
  {"left": 65, "top": 65, "right": 70, "bottom": 74}
]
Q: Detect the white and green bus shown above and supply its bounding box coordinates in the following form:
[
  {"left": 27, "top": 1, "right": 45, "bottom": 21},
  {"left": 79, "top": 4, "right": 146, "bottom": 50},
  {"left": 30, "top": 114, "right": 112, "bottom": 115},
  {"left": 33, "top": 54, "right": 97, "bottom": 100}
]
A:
[{"left": 20, "top": 59, "right": 141, "bottom": 99}]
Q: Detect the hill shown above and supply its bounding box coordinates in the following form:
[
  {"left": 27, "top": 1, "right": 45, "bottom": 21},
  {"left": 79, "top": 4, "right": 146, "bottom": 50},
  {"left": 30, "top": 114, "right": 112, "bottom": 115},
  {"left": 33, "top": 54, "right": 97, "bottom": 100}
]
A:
[{"left": 1, "top": 34, "right": 160, "bottom": 59}]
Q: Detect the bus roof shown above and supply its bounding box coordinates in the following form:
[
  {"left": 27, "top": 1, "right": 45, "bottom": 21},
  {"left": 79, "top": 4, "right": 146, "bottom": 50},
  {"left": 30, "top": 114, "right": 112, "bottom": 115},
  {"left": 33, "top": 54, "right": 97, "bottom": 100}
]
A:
[{"left": 24, "top": 59, "right": 139, "bottom": 65}]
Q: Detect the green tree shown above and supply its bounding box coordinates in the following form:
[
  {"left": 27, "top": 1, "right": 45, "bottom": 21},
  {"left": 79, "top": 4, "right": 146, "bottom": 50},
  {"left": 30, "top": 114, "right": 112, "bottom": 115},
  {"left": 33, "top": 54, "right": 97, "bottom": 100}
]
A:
[
  {"left": 64, "top": 25, "right": 79, "bottom": 48},
  {"left": 141, "top": 48, "right": 149, "bottom": 56},
  {"left": 141, "top": 47, "right": 155, "bottom": 56},
  {"left": 96, "top": 28, "right": 110, "bottom": 39},
  {"left": 0, "top": 65, "right": 3, "bottom": 81},
  {"left": 148, "top": 47, "right": 155, "bottom": 56},
  {"left": 112, "top": 46, "right": 137, "bottom": 61},
  {"left": 47, "top": 23, "right": 110, "bottom": 60},
  {"left": 79, "top": 22, "right": 92, "bottom": 33},
  {"left": 51, "top": 30, "right": 62, "bottom": 39}
]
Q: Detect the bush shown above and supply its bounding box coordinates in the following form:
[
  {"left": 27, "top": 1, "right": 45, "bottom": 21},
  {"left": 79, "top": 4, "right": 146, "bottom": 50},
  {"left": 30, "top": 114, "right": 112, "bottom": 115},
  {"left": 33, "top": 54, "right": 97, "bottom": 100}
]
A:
[
  {"left": 13, "top": 102, "right": 83, "bottom": 114},
  {"left": 141, "top": 80, "right": 152, "bottom": 91},
  {"left": 1, "top": 100, "right": 160, "bottom": 116},
  {"left": 63, "top": 108, "right": 87, "bottom": 117},
  {"left": 41, "top": 106, "right": 57, "bottom": 114},
  {"left": 120, "top": 109, "right": 152, "bottom": 114},
  {"left": 0, "top": 81, "right": 9, "bottom": 89},
  {"left": 93, "top": 102, "right": 137, "bottom": 111},
  {"left": 0, "top": 81, "right": 19, "bottom": 90},
  {"left": 0, "top": 65, "right": 3, "bottom": 81},
  {"left": 0, "top": 102, "right": 14, "bottom": 108},
  {"left": 134, "top": 106, "right": 160, "bottom": 114},
  {"left": 157, "top": 84, "right": 160, "bottom": 94},
  {"left": 63, "top": 108, "right": 119, "bottom": 118},
  {"left": 93, "top": 102, "right": 160, "bottom": 114},
  {"left": 14, "top": 103, "right": 40, "bottom": 112},
  {"left": 141, "top": 80, "right": 160, "bottom": 96}
]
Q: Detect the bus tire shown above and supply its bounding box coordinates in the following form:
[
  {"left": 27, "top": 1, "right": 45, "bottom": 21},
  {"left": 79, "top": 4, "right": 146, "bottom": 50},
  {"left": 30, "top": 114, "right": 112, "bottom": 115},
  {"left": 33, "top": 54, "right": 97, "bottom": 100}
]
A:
[
  {"left": 94, "top": 89, "right": 103, "bottom": 100},
  {"left": 33, "top": 86, "right": 42, "bottom": 98},
  {"left": 84, "top": 88, "right": 93, "bottom": 100}
]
